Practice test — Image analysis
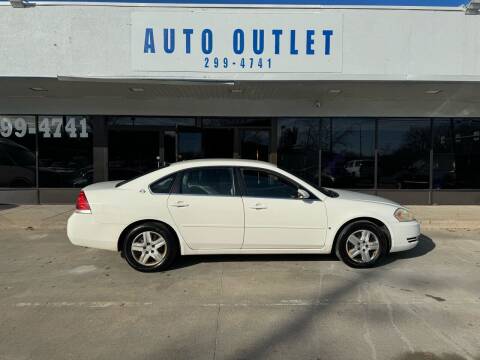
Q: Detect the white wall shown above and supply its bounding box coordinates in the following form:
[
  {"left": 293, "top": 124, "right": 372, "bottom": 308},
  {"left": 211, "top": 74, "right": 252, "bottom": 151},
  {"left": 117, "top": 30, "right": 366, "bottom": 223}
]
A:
[{"left": 0, "top": 5, "right": 479, "bottom": 81}]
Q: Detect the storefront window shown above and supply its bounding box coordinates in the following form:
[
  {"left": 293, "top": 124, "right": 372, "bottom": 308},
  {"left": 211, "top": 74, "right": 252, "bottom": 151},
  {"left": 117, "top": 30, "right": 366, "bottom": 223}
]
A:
[
  {"left": 241, "top": 129, "right": 269, "bottom": 162},
  {"left": 433, "top": 118, "right": 480, "bottom": 189},
  {"left": 278, "top": 118, "right": 321, "bottom": 186},
  {"left": 109, "top": 130, "right": 160, "bottom": 181},
  {"left": 202, "top": 118, "right": 270, "bottom": 127},
  {"left": 322, "top": 118, "right": 375, "bottom": 188},
  {"left": 432, "top": 118, "right": 454, "bottom": 189},
  {"left": 378, "top": 118, "right": 431, "bottom": 189},
  {"left": 0, "top": 116, "right": 36, "bottom": 187},
  {"left": 452, "top": 119, "right": 480, "bottom": 188},
  {"left": 38, "top": 116, "right": 93, "bottom": 188},
  {"left": 108, "top": 117, "right": 195, "bottom": 127}
]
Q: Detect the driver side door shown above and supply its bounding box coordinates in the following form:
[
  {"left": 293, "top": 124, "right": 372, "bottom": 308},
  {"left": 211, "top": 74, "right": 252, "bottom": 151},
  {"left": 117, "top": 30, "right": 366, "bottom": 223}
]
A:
[{"left": 240, "top": 168, "right": 327, "bottom": 249}]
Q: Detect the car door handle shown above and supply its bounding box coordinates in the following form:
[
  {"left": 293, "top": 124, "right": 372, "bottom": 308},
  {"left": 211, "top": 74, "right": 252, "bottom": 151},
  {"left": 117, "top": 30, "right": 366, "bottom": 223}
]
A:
[
  {"left": 249, "top": 203, "right": 268, "bottom": 210},
  {"left": 170, "top": 201, "right": 189, "bottom": 208}
]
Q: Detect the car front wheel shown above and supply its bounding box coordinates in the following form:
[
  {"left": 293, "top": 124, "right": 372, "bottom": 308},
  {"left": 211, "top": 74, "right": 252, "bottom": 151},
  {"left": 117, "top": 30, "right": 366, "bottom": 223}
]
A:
[
  {"left": 123, "top": 222, "right": 178, "bottom": 272},
  {"left": 335, "top": 221, "right": 387, "bottom": 268}
]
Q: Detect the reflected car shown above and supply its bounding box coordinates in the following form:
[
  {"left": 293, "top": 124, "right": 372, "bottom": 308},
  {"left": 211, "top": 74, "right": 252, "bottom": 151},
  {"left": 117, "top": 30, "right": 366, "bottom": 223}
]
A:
[
  {"left": 382, "top": 160, "right": 429, "bottom": 189},
  {"left": 73, "top": 166, "right": 94, "bottom": 187},
  {"left": 68, "top": 159, "right": 420, "bottom": 272},
  {"left": 321, "top": 165, "right": 352, "bottom": 188},
  {"left": 345, "top": 159, "right": 374, "bottom": 178},
  {"left": 0, "top": 139, "right": 35, "bottom": 187}
]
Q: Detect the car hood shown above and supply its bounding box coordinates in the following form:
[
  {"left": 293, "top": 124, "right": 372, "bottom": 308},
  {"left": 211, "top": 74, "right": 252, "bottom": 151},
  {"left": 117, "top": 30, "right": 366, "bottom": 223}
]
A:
[{"left": 330, "top": 189, "right": 401, "bottom": 207}]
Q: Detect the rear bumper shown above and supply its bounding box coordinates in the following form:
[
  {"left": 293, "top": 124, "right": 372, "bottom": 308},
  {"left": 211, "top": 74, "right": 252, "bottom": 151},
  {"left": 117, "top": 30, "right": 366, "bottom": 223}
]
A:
[
  {"left": 389, "top": 220, "right": 421, "bottom": 253},
  {"left": 67, "top": 212, "right": 119, "bottom": 251}
]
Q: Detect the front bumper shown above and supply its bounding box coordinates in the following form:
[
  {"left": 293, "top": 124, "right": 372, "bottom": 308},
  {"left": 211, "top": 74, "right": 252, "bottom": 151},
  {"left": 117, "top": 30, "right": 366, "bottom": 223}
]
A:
[{"left": 389, "top": 220, "right": 421, "bottom": 253}]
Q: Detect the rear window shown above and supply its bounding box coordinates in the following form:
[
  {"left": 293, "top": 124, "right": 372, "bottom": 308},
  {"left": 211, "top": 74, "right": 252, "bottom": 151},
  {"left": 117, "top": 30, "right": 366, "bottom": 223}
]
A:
[{"left": 150, "top": 174, "right": 176, "bottom": 194}]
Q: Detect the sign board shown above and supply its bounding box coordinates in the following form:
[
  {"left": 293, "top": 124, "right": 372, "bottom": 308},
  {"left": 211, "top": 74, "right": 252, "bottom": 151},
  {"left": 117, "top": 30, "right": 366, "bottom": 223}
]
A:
[{"left": 131, "top": 11, "right": 343, "bottom": 74}]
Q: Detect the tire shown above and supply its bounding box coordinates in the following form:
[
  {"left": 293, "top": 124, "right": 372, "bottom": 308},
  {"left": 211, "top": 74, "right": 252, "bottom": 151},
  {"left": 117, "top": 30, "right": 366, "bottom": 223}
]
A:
[
  {"left": 335, "top": 220, "right": 387, "bottom": 268},
  {"left": 122, "top": 222, "right": 178, "bottom": 272}
]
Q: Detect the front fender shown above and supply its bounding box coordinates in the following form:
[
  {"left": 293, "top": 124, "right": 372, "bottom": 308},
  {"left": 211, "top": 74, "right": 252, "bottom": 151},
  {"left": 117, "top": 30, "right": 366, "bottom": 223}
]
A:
[{"left": 323, "top": 200, "right": 397, "bottom": 253}]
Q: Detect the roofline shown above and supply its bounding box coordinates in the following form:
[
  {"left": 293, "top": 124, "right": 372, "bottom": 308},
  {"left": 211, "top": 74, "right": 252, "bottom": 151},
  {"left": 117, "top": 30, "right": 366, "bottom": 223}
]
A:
[
  {"left": 0, "top": 1, "right": 468, "bottom": 10},
  {"left": 120, "top": 158, "right": 279, "bottom": 189}
]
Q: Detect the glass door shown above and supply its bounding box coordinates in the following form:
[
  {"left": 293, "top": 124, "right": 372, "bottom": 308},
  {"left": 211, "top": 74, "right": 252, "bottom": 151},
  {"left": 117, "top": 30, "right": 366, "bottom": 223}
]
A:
[
  {"left": 108, "top": 130, "right": 162, "bottom": 181},
  {"left": 176, "top": 128, "right": 203, "bottom": 161},
  {"left": 163, "top": 130, "right": 177, "bottom": 166},
  {"left": 240, "top": 129, "right": 270, "bottom": 161}
]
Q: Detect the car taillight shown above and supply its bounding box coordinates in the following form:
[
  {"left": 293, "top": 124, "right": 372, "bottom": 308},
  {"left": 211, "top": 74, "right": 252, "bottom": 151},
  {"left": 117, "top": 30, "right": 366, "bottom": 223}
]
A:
[{"left": 76, "top": 191, "right": 91, "bottom": 213}]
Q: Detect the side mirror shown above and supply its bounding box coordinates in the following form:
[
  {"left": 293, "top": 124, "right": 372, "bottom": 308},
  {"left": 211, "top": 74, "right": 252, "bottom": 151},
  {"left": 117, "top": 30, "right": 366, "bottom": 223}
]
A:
[{"left": 297, "top": 189, "right": 310, "bottom": 199}]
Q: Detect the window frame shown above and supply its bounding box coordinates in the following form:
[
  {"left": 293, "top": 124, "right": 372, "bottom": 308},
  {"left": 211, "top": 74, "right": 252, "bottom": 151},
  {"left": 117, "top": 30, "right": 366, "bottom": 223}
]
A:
[
  {"left": 171, "top": 166, "right": 240, "bottom": 197},
  {"left": 237, "top": 166, "right": 318, "bottom": 200}
]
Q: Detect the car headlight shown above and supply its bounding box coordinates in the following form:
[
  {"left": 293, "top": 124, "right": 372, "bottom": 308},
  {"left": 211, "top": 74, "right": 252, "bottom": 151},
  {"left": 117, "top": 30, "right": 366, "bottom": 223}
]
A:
[{"left": 394, "top": 208, "right": 415, "bottom": 222}]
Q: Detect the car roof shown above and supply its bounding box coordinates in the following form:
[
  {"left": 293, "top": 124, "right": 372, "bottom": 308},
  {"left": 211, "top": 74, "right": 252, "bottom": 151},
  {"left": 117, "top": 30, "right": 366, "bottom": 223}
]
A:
[{"left": 168, "top": 158, "right": 277, "bottom": 170}]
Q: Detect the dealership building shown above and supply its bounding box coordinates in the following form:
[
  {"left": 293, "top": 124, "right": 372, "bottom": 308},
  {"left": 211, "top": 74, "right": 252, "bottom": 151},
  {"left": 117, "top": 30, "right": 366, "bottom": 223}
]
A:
[{"left": 0, "top": 0, "right": 479, "bottom": 204}]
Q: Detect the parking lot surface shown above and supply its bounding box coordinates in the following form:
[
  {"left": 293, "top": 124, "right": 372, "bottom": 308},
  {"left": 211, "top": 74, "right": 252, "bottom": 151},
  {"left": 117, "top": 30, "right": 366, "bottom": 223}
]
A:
[{"left": 0, "top": 227, "right": 479, "bottom": 360}]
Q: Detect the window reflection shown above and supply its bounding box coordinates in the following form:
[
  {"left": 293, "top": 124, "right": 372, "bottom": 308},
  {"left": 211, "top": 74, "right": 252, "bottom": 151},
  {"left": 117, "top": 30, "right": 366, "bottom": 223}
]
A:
[
  {"left": 432, "top": 118, "right": 455, "bottom": 189},
  {"left": 241, "top": 129, "right": 269, "bottom": 161},
  {"left": 278, "top": 118, "right": 320, "bottom": 186},
  {"left": 107, "top": 117, "right": 195, "bottom": 127},
  {"left": 177, "top": 132, "right": 203, "bottom": 160},
  {"left": 433, "top": 118, "right": 480, "bottom": 189},
  {"left": 4, "top": 115, "right": 480, "bottom": 192},
  {"left": 108, "top": 130, "right": 159, "bottom": 181},
  {"left": 322, "top": 118, "right": 375, "bottom": 188},
  {"left": 38, "top": 116, "right": 93, "bottom": 188},
  {"left": 202, "top": 118, "right": 270, "bottom": 127},
  {"left": 378, "top": 119, "right": 430, "bottom": 189},
  {"left": 0, "top": 116, "right": 36, "bottom": 187},
  {"left": 452, "top": 119, "right": 480, "bottom": 188}
]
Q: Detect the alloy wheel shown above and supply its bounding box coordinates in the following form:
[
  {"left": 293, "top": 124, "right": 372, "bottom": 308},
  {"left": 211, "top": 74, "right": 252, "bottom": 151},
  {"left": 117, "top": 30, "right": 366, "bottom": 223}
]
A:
[
  {"left": 345, "top": 229, "right": 380, "bottom": 264},
  {"left": 130, "top": 231, "right": 167, "bottom": 267}
]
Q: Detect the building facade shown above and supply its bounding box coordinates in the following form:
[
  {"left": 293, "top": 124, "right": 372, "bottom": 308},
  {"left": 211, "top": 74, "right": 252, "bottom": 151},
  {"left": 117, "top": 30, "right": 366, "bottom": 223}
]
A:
[{"left": 0, "top": 0, "right": 479, "bottom": 204}]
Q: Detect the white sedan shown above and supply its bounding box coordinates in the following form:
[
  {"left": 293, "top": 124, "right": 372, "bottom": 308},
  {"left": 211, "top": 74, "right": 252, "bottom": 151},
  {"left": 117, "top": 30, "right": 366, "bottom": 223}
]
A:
[{"left": 68, "top": 159, "right": 420, "bottom": 272}]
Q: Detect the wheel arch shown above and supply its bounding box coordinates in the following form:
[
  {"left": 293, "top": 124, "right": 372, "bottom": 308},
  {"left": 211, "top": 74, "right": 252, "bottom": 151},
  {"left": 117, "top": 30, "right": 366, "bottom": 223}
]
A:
[
  {"left": 117, "top": 219, "right": 181, "bottom": 254},
  {"left": 331, "top": 217, "right": 392, "bottom": 254}
]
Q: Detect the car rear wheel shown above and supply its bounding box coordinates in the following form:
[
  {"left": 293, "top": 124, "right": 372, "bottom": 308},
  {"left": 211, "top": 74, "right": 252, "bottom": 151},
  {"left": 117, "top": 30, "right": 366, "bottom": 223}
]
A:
[
  {"left": 335, "top": 221, "right": 387, "bottom": 268},
  {"left": 123, "top": 222, "right": 178, "bottom": 272}
]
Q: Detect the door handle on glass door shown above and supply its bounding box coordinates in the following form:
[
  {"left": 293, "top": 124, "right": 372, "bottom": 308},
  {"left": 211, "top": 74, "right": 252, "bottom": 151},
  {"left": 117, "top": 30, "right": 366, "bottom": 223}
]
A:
[
  {"left": 171, "top": 201, "right": 189, "bottom": 208},
  {"left": 250, "top": 203, "right": 267, "bottom": 210}
]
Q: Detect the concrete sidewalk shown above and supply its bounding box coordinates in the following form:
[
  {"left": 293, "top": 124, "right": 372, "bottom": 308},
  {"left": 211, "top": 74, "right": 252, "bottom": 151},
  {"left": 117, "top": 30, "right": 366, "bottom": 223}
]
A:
[
  {"left": 0, "top": 205, "right": 74, "bottom": 230},
  {"left": 0, "top": 204, "right": 479, "bottom": 230}
]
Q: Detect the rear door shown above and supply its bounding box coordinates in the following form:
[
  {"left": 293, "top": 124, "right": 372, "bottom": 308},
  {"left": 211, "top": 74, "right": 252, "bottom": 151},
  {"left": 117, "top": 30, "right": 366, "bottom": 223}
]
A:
[
  {"left": 240, "top": 167, "right": 327, "bottom": 249},
  {"left": 167, "top": 166, "right": 244, "bottom": 250}
]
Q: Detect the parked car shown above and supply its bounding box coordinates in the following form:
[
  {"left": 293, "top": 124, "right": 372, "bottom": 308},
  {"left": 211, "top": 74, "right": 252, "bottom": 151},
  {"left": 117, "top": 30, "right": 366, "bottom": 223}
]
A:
[{"left": 68, "top": 159, "right": 420, "bottom": 272}]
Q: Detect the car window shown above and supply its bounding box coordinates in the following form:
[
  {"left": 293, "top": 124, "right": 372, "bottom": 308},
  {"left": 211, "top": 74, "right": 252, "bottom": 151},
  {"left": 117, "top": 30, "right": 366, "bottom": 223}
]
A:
[
  {"left": 150, "top": 174, "right": 176, "bottom": 194},
  {"left": 242, "top": 169, "right": 299, "bottom": 199},
  {"left": 180, "top": 167, "right": 235, "bottom": 196}
]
